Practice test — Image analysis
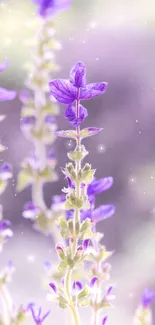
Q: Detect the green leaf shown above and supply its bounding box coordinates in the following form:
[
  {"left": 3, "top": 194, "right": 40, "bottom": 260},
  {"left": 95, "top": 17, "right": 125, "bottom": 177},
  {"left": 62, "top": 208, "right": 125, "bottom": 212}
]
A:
[
  {"left": 16, "top": 171, "right": 33, "bottom": 192},
  {"left": 78, "top": 286, "right": 90, "bottom": 300},
  {"left": 80, "top": 127, "right": 103, "bottom": 139},
  {"left": 78, "top": 297, "right": 90, "bottom": 307},
  {"left": 58, "top": 296, "right": 68, "bottom": 309},
  {"left": 80, "top": 229, "right": 93, "bottom": 240},
  {"left": 56, "top": 130, "right": 77, "bottom": 139},
  {"left": 68, "top": 151, "right": 83, "bottom": 161},
  {"left": 80, "top": 218, "right": 91, "bottom": 233},
  {"left": 58, "top": 217, "right": 68, "bottom": 229},
  {"left": 58, "top": 260, "right": 68, "bottom": 272}
]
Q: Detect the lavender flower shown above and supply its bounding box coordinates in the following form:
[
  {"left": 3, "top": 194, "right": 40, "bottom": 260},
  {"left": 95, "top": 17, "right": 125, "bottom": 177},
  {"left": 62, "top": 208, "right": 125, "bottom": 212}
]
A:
[
  {"left": 48, "top": 62, "right": 114, "bottom": 325},
  {"left": 141, "top": 289, "right": 155, "bottom": 308},
  {"left": 49, "top": 61, "right": 107, "bottom": 104},
  {"left": 33, "top": 0, "right": 71, "bottom": 17},
  {"left": 18, "top": 0, "right": 71, "bottom": 240},
  {"left": 29, "top": 304, "right": 50, "bottom": 324}
]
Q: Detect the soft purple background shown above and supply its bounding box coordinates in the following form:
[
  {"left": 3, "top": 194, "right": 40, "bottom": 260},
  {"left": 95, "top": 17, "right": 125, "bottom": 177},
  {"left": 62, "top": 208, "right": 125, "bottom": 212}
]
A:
[{"left": 0, "top": 0, "right": 155, "bottom": 324}]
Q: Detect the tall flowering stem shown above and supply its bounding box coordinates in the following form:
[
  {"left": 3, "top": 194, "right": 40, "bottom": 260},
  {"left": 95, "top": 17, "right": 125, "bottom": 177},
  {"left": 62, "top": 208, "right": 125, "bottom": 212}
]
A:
[
  {"left": 0, "top": 61, "right": 28, "bottom": 325},
  {"left": 18, "top": 0, "right": 71, "bottom": 239},
  {"left": 48, "top": 62, "right": 115, "bottom": 325}
]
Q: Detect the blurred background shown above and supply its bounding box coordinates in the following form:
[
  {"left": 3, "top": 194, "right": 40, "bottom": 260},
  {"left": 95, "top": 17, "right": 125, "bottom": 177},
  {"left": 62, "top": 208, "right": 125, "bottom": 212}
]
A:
[{"left": 0, "top": 0, "right": 155, "bottom": 324}]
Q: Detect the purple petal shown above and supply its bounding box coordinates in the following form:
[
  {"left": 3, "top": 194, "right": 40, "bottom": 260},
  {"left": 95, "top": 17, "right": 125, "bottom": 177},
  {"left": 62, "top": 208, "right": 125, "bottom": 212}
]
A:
[
  {"left": 73, "top": 281, "right": 83, "bottom": 291},
  {"left": 33, "top": 0, "right": 71, "bottom": 17},
  {"left": 87, "top": 177, "right": 113, "bottom": 196},
  {"left": 69, "top": 62, "right": 86, "bottom": 88},
  {"left": 0, "top": 88, "right": 16, "bottom": 101},
  {"left": 81, "top": 210, "right": 92, "bottom": 222},
  {"left": 0, "top": 219, "right": 11, "bottom": 231},
  {"left": 52, "top": 195, "right": 65, "bottom": 204},
  {"left": 21, "top": 116, "right": 36, "bottom": 126},
  {"left": 90, "top": 276, "right": 99, "bottom": 287},
  {"left": 0, "top": 59, "right": 9, "bottom": 72},
  {"left": 80, "top": 82, "right": 108, "bottom": 100},
  {"left": 48, "top": 150, "right": 56, "bottom": 159},
  {"left": 80, "top": 127, "right": 103, "bottom": 139},
  {"left": 49, "top": 282, "right": 57, "bottom": 293},
  {"left": 64, "top": 104, "right": 88, "bottom": 127},
  {"left": 106, "top": 285, "right": 113, "bottom": 296},
  {"left": 44, "top": 115, "right": 56, "bottom": 124},
  {"left": 49, "top": 79, "right": 78, "bottom": 104},
  {"left": 29, "top": 305, "right": 37, "bottom": 323},
  {"left": 102, "top": 316, "right": 108, "bottom": 325},
  {"left": 0, "top": 163, "right": 12, "bottom": 180},
  {"left": 66, "top": 209, "right": 74, "bottom": 220},
  {"left": 83, "top": 239, "right": 90, "bottom": 250},
  {"left": 67, "top": 177, "right": 74, "bottom": 189},
  {"left": 141, "top": 288, "right": 155, "bottom": 308},
  {"left": 19, "top": 90, "right": 31, "bottom": 103},
  {"left": 41, "top": 310, "right": 51, "bottom": 322},
  {"left": 44, "top": 260, "right": 52, "bottom": 270},
  {"left": 92, "top": 205, "right": 115, "bottom": 223},
  {"left": 23, "top": 202, "right": 39, "bottom": 220}
]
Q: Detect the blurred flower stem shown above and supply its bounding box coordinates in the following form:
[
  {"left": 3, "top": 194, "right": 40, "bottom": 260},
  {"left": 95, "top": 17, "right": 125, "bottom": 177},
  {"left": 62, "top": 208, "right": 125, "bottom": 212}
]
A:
[{"left": 18, "top": 16, "right": 65, "bottom": 242}]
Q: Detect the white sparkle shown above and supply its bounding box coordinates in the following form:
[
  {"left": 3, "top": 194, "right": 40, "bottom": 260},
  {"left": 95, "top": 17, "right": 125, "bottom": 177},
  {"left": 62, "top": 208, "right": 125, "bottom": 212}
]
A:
[
  {"left": 136, "top": 119, "right": 138, "bottom": 123},
  {"left": 97, "top": 144, "right": 106, "bottom": 153},
  {"left": 139, "top": 130, "right": 141, "bottom": 134},
  {"left": 151, "top": 176, "right": 154, "bottom": 179},
  {"left": 88, "top": 21, "right": 97, "bottom": 29},
  {"left": 129, "top": 177, "right": 136, "bottom": 183},
  {"left": 27, "top": 255, "right": 35, "bottom": 263}
]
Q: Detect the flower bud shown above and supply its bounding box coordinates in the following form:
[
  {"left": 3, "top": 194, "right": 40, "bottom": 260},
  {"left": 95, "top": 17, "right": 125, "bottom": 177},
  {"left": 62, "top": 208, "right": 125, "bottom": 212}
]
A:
[{"left": 56, "top": 244, "right": 65, "bottom": 260}]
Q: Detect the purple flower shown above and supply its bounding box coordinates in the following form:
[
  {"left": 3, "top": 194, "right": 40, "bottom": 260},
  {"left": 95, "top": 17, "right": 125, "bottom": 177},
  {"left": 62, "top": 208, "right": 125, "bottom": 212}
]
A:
[
  {"left": 23, "top": 202, "right": 40, "bottom": 220},
  {"left": 49, "top": 282, "right": 57, "bottom": 293},
  {"left": 44, "top": 115, "right": 56, "bottom": 124},
  {"left": 141, "top": 288, "right": 155, "bottom": 308},
  {"left": 33, "top": 0, "right": 71, "bottom": 18},
  {"left": 19, "top": 90, "right": 31, "bottom": 103},
  {"left": 28, "top": 304, "right": 50, "bottom": 324},
  {"left": 0, "top": 219, "right": 13, "bottom": 240},
  {"left": 81, "top": 205, "right": 115, "bottom": 223},
  {"left": 49, "top": 61, "right": 108, "bottom": 104},
  {"left": 64, "top": 104, "right": 88, "bottom": 127},
  {"left": 69, "top": 62, "right": 86, "bottom": 88},
  {"left": 72, "top": 281, "right": 83, "bottom": 291},
  {"left": 0, "top": 163, "right": 13, "bottom": 180},
  {"left": 0, "top": 87, "right": 16, "bottom": 101},
  {"left": 21, "top": 116, "right": 36, "bottom": 126},
  {"left": 0, "top": 219, "right": 11, "bottom": 231},
  {"left": 83, "top": 239, "right": 90, "bottom": 250},
  {"left": 44, "top": 260, "right": 52, "bottom": 270},
  {"left": 102, "top": 316, "right": 108, "bottom": 325},
  {"left": 90, "top": 276, "right": 99, "bottom": 287},
  {"left": 0, "top": 59, "right": 9, "bottom": 72},
  {"left": 48, "top": 150, "right": 56, "bottom": 160},
  {"left": 87, "top": 177, "right": 113, "bottom": 196}
]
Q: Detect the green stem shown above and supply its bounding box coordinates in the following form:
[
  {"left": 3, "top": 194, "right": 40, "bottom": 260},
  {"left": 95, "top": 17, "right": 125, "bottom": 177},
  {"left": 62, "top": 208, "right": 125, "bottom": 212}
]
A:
[{"left": 65, "top": 270, "right": 80, "bottom": 325}]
